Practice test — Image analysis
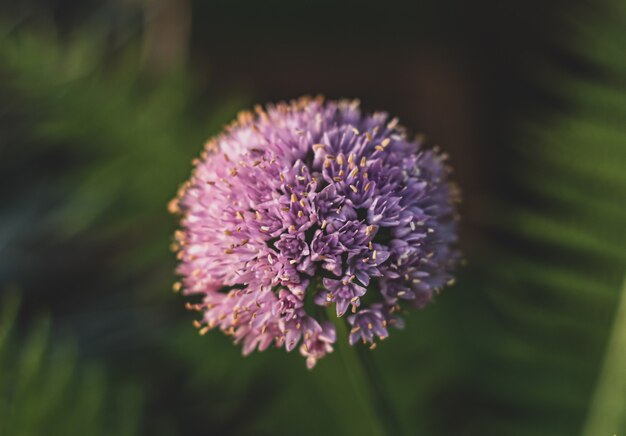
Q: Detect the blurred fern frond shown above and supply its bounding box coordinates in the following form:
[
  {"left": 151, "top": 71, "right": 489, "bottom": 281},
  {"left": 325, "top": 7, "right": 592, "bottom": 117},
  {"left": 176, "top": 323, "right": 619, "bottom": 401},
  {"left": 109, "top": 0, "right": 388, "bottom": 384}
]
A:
[
  {"left": 465, "top": 1, "right": 626, "bottom": 434},
  {"left": 0, "top": 291, "right": 143, "bottom": 436}
]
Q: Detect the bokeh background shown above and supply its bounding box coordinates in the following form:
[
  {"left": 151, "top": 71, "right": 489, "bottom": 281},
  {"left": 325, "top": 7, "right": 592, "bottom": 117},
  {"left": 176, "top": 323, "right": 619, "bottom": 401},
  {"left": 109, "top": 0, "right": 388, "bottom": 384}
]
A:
[{"left": 1, "top": 0, "right": 625, "bottom": 435}]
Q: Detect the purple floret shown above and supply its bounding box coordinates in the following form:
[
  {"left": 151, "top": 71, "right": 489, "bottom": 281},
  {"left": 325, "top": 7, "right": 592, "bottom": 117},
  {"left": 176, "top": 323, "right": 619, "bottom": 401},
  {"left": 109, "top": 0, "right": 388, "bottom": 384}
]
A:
[{"left": 171, "top": 96, "right": 460, "bottom": 368}]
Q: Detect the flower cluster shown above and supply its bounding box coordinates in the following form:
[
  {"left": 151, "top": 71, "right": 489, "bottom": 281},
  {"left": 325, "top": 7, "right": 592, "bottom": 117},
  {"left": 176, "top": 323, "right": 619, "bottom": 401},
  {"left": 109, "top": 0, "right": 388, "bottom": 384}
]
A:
[{"left": 170, "top": 97, "right": 459, "bottom": 368}]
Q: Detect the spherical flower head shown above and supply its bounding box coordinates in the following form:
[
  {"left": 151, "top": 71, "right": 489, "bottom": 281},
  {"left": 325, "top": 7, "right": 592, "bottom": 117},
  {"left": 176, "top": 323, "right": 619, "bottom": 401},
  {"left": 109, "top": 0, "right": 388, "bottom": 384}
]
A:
[{"left": 170, "top": 96, "right": 460, "bottom": 368}]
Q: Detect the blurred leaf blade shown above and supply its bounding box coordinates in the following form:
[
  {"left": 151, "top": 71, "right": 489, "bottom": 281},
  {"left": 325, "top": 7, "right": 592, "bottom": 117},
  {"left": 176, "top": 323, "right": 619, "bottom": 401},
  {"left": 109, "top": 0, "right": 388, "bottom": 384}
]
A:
[
  {"left": 0, "top": 292, "right": 144, "bottom": 436},
  {"left": 583, "top": 273, "right": 626, "bottom": 436}
]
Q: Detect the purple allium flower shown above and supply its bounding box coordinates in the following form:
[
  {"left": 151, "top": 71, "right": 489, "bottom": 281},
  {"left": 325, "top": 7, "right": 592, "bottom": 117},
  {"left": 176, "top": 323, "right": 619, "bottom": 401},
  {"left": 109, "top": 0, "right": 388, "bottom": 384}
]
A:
[{"left": 170, "top": 96, "right": 460, "bottom": 368}]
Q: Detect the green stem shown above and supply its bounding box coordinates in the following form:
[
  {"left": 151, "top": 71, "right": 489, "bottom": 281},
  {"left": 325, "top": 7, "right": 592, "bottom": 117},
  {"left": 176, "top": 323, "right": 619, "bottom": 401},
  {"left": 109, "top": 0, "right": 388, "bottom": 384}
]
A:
[
  {"left": 327, "top": 307, "right": 402, "bottom": 436},
  {"left": 582, "top": 272, "right": 626, "bottom": 436},
  {"left": 355, "top": 346, "right": 405, "bottom": 436}
]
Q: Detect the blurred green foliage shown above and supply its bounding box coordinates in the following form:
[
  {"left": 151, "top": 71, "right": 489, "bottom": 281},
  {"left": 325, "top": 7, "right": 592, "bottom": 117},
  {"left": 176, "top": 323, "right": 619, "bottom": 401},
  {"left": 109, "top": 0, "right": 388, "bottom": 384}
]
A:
[
  {"left": 0, "top": 0, "right": 625, "bottom": 434},
  {"left": 0, "top": 291, "right": 142, "bottom": 436}
]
